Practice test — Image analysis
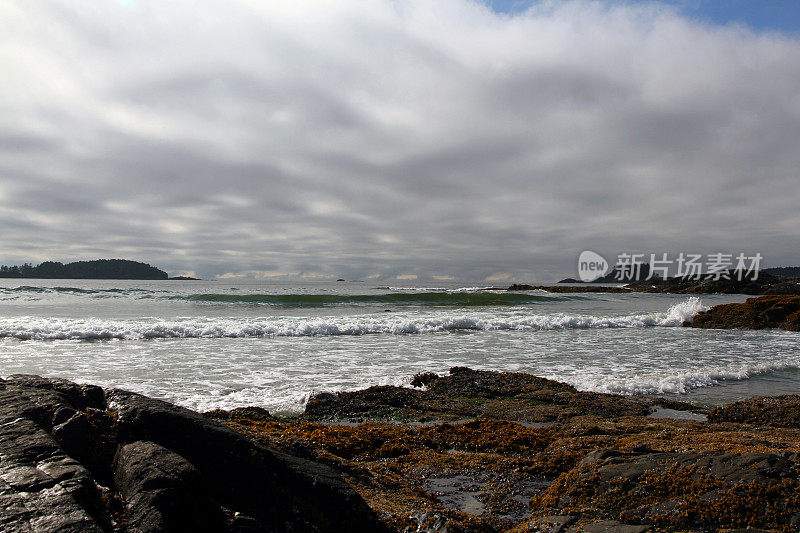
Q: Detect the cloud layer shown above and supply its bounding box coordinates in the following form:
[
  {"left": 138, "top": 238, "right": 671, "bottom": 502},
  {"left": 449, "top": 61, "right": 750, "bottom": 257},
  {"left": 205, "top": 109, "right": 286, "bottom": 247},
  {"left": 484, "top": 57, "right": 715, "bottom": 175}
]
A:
[{"left": 2, "top": 0, "right": 799, "bottom": 281}]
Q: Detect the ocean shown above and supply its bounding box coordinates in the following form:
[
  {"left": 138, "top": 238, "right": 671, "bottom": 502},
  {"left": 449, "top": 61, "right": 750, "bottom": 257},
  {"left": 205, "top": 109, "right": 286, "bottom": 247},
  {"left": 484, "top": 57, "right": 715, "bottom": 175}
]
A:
[{"left": 0, "top": 279, "right": 798, "bottom": 414}]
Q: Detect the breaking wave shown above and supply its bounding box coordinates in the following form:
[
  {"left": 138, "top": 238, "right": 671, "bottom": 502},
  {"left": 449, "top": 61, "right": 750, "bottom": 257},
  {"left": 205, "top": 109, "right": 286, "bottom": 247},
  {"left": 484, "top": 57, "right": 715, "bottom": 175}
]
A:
[{"left": 0, "top": 297, "right": 708, "bottom": 340}]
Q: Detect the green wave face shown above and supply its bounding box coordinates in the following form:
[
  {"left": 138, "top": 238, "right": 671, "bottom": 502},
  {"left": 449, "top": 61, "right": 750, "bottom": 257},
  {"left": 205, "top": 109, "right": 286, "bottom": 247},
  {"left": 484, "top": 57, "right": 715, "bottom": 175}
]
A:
[{"left": 185, "top": 292, "right": 573, "bottom": 307}]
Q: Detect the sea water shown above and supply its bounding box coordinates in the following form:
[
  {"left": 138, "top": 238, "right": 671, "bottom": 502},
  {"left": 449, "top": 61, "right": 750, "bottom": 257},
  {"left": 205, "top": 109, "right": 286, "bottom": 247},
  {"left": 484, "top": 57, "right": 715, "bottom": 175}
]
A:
[{"left": 0, "top": 279, "right": 797, "bottom": 414}]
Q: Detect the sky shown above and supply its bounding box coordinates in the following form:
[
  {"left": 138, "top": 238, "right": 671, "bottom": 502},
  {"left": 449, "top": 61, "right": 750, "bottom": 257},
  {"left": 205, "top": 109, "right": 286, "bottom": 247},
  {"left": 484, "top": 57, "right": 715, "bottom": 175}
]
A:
[{"left": 1, "top": 0, "right": 799, "bottom": 282}]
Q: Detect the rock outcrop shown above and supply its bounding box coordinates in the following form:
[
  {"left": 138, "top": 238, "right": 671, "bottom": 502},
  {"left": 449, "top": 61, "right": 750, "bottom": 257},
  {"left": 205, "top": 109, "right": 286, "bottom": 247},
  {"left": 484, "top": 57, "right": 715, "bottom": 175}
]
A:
[
  {"left": 6, "top": 369, "right": 800, "bottom": 532},
  {"left": 527, "top": 448, "right": 800, "bottom": 531},
  {"left": 625, "top": 270, "right": 800, "bottom": 295},
  {"left": 692, "top": 295, "right": 800, "bottom": 331},
  {"left": 222, "top": 368, "right": 800, "bottom": 532},
  {"left": 304, "top": 367, "right": 651, "bottom": 423},
  {"left": 709, "top": 395, "right": 800, "bottom": 428},
  {"left": 0, "top": 375, "right": 391, "bottom": 532}
]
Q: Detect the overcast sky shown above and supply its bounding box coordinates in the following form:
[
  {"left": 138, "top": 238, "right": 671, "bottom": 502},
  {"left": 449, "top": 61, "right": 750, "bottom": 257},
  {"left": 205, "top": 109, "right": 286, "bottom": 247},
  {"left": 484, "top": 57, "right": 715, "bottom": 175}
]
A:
[{"left": 2, "top": 0, "right": 799, "bottom": 282}]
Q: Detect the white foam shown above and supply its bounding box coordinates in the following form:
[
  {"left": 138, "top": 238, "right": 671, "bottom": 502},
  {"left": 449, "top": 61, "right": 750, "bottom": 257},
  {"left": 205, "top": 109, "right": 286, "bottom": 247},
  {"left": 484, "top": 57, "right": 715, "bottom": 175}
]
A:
[
  {"left": 663, "top": 296, "right": 707, "bottom": 325},
  {"left": 568, "top": 357, "right": 800, "bottom": 396},
  {"left": 0, "top": 298, "right": 709, "bottom": 340}
]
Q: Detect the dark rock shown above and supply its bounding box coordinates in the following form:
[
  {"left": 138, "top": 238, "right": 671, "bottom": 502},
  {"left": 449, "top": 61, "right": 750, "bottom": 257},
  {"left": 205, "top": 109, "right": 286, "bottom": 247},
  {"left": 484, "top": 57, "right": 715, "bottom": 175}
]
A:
[
  {"left": 305, "top": 385, "right": 424, "bottom": 420},
  {"left": 107, "top": 388, "right": 391, "bottom": 532},
  {"left": 410, "top": 371, "right": 439, "bottom": 388},
  {"left": 430, "top": 367, "right": 575, "bottom": 399},
  {"left": 528, "top": 514, "right": 577, "bottom": 532},
  {"left": 203, "top": 408, "right": 231, "bottom": 419},
  {"left": 692, "top": 295, "right": 800, "bottom": 331},
  {"left": 5, "top": 374, "right": 106, "bottom": 411},
  {"left": 572, "top": 521, "right": 651, "bottom": 533},
  {"left": 309, "top": 391, "right": 339, "bottom": 402},
  {"left": 532, "top": 448, "right": 799, "bottom": 531},
  {"left": 303, "top": 367, "right": 649, "bottom": 423},
  {"left": 0, "top": 376, "right": 394, "bottom": 532},
  {"left": 0, "top": 384, "right": 108, "bottom": 532},
  {"left": 202, "top": 405, "right": 275, "bottom": 422},
  {"left": 708, "top": 395, "right": 800, "bottom": 428},
  {"left": 226, "top": 406, "right": 273, "bottom": 421},
  {"left": 113, "top": 440, "right": 226, "bottom": 532}
]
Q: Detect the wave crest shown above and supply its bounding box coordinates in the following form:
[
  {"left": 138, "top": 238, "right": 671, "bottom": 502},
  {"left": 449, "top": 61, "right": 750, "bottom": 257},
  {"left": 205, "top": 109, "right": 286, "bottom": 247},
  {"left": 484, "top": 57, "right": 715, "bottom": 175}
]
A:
[{"left": 0, "top": 298, "right": 709, "bottom": 340}]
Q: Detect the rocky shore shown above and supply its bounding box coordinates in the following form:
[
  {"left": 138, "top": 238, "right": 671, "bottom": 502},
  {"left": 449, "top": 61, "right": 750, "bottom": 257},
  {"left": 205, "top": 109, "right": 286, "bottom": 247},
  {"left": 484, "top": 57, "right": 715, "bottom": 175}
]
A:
[
  {"left": 216, "top": 367, "right": 800, "bottom": 533},
  {"left": 508, "top": 271, "right": 800, "bottom": 295},
  {"left": 692, "top": 295, "right": 800, "bottom": 331},
  {"left": 4, "top": 368, "right": 799, "bottom": 532}
]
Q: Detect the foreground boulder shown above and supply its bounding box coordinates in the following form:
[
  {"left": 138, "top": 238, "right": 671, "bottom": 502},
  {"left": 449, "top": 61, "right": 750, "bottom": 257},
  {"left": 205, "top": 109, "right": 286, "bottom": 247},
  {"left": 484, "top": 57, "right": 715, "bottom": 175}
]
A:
[
  {"left": 0, "top": 375, "right": 391, "bottom": 532},
  {"left": 692, "top": 295, "right": 800, "bottom": 331}
]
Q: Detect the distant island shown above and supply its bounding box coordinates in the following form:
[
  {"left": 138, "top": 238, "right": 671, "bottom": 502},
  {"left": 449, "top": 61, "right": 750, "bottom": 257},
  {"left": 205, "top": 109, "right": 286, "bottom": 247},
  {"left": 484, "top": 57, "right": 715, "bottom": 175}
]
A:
[
  {"left": 763, "top": 266, "right": 800, "bottom": 277},
  {"left": 559, "top": 265, "right": 798, "bottom": 285},
  {"left": 0, "top": 259, "right": 169, "bottom": 280}
]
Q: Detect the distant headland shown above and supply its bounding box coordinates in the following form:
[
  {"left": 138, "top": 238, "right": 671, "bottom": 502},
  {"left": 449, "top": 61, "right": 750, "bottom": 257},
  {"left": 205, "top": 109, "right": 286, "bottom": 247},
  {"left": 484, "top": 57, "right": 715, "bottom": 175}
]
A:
[{"left": 0, "top": 259, "right": 190, "bottom": 280}]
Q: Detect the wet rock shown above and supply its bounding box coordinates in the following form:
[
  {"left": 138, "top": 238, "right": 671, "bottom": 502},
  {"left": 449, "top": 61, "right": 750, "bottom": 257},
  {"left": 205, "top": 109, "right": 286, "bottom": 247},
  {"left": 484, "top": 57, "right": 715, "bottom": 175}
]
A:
[
  {"left": 0, "top": 376, "right": 394, "bottom": 532},
  {"left": 113, "top": 440, "right": 226, "bottom": 532},
  {"left": 203, "top": 405, "right": 274, "bottom": 421},
  {"left": 526, "top": 515, "right": 577, "bottom": 533},
  {"left": 0, "top": 384, "right": 107, "bottom": 532},
  {"left": 305, "top": 385, "right": 433, "bottom": 420},
  {"left": 530, "top": 448, "right": 800, "bottom": 531},
  {"left": 230, "top": 371, "right": 800, "bottom": 533},
  {"left": 708, "top": 395, "right": 800, "bottom": 428},
  {"left": 411, "top": 372, "right": 440, "bottom": 388},
  {"left": 203, "top": 408, "right": 231, "bottom": 419},
  {"left": 304, "top": 368, "right": 649, "bottom": 423},
  {"left": 108, "top": 388, "right": 392, "bottom": 532},
  {"left": 4, "top": 374, "right": 105, "bottom": 410},
  {"left": 310, "top": 391, "right": 339, "bottom": 402},
  {"left": 571, "top": 521, "right": 651, "bottom": 533},
  {"left": 691, "top": 295, "right": 800, "bottom": 330}
]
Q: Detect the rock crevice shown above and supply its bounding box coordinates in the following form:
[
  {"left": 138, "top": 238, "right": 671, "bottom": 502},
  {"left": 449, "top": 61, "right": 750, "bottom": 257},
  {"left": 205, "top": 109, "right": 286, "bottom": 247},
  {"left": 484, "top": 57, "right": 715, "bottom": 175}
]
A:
[{"left": 0, "top": 375, "right": 390, "bottom": 532}]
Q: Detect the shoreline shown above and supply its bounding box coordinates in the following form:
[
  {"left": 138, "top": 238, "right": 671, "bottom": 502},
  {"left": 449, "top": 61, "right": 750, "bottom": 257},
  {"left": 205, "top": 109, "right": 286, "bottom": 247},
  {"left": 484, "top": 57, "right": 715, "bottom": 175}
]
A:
[
  {"left": 2, "top": 294, "right": 799, "bottom": 531},
  {"left": 4, "top": 368, "right": 798, "bottom": 532},
  {"left": 214, "top": 367, "right": 800, "bottom": 532}
]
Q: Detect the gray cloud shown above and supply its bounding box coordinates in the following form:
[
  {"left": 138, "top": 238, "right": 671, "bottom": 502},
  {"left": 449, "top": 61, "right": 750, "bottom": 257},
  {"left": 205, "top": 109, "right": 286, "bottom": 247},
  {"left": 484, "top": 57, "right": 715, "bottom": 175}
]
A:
[{"left": 1, "top": 0, "right": 799, "bottom": 282}]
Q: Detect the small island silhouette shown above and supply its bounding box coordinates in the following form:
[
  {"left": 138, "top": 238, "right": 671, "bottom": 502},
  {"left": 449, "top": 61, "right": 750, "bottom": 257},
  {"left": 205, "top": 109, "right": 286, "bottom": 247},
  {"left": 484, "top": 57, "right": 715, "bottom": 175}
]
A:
[{"left": 0, "top": 259, "right": 187, "bottom": 280}]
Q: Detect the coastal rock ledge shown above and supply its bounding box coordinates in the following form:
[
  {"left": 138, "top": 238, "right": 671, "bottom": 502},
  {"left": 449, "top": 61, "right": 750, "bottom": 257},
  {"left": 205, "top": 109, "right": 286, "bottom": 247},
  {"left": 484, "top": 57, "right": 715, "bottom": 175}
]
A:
[
  {"left": 692, "top": 295, "right": 800, "bottom": 331},
  {"left": 0, "top": 375, "right": 390, "bottom": 533},
  {"left": 4, "top": 370, "right": 800, "bottom": 532}
]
